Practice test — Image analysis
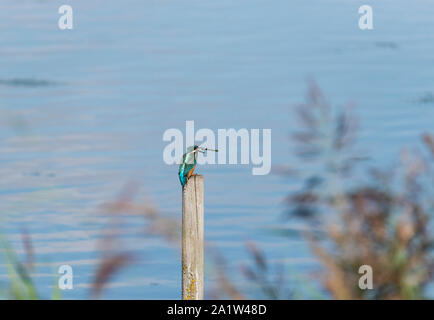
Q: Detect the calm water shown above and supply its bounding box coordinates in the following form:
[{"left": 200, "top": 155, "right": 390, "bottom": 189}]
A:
[{"left": 0, "top": 0, "right": 433, "bottom": 299}]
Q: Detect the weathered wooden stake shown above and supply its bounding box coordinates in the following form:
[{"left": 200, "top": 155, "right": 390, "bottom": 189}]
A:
[{"left": 182, "top": 175, "right": 204, "bottom": 300}]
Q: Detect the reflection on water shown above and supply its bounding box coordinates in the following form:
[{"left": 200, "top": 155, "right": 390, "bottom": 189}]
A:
[{"left": 0, "top": 0, "right": 433, "bottom": 299}]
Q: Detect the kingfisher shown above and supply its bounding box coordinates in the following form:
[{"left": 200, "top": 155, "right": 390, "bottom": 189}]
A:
[{"left": 178, "top": 145, "right": 218, "bottom": 187}]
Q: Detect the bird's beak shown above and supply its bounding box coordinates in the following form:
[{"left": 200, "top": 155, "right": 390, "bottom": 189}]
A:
[{"left": 198, "top": 147, "right": 218, "bottom": 153}]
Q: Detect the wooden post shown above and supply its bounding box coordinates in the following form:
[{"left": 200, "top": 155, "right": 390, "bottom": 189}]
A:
[{"left": 182, "top": 175, "right": 204, "bottom": 300}]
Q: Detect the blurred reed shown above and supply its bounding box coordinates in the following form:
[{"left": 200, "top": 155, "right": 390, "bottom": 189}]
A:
[{"left": 285, "top": 82, "right": 434, "bottom": 299}]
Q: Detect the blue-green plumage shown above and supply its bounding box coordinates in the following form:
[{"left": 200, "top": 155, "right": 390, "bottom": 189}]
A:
[{"left": 178, "top": 145, "right": 199, "bottom": 187}]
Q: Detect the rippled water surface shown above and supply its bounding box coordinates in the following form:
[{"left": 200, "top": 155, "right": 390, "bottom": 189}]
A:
[{"left": 0, "top": 0, "right": 433, "bottom": 298}]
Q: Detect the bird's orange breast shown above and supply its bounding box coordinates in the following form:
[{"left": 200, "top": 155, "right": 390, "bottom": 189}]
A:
[{"left": 187, "top": 164, "right": 196, "bottom": 178}]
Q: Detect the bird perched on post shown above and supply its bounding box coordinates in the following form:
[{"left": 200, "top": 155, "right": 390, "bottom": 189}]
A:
[{"left": 178, "top": 145, "right": 218, "bottom": 188}]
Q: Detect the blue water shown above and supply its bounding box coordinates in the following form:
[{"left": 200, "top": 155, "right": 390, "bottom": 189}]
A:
[{"left": 0, "top": 0, "right": 433, "bottom": 299}]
